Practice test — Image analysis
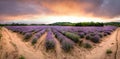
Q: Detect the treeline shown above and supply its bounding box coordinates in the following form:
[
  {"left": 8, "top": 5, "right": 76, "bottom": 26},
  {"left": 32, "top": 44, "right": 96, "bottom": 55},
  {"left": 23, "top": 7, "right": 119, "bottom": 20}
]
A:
[
  {"left": 0, "top": 23, "right": 47, "bottom": 26},
  {"left": 104, "top": 22, "right": 120, "bottom": 27},
  {"left": 50, "top": 22, "right": 76, "bottom": 26},
  {"left": 51, "top": 22, "right": 120, "bottom": 26},
  {"left": 0, "top": 22, "right": 120, "bottom": 26},
  {"left": 75, "top": 22, "right": 104, "bottom": 26},
  {"left": 50, "top": 22, "right": 104, "bottom": 26}
]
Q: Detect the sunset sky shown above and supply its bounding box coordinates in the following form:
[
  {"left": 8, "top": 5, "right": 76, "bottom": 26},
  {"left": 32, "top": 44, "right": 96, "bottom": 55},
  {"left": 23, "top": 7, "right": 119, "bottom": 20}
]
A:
[{"left": 0, "top": 0, "right": 120, "bottom": 24}]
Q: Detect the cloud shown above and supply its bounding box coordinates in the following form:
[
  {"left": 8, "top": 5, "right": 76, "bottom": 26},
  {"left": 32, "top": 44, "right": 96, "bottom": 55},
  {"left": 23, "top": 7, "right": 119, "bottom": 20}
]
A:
[
  {"left": 38, "top": 0, "right": 120, "bottom": 18},
  {"left": 0, "top": 0, "right": 51, "bottom": 16},
  {"left": 94, "top": 0, "right": 120, "bottom": 18},
  {"left": 0, "top": 0, "right": 120, "bottom": 23},
  {"left": 39, "top": 0, "right": 104, "bottom": 17}
]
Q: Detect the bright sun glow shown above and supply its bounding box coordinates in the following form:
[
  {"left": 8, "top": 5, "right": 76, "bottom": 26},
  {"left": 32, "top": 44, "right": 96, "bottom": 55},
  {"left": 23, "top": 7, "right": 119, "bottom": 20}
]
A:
[
  {"left": 8, "top": 16, "right": 107, "bottom": 24},
  {"left": 32, "top": 16, "right": 106, "bottom": 24}
]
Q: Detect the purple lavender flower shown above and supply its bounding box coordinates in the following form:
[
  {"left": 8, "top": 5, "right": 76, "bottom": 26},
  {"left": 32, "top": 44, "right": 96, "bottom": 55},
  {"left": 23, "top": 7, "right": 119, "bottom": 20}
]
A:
[
  {"left": 45, "top": 29, "right": 55, "bottom": 50},
  {"left": 24, "top": 32, "right": 32, "bottom": 41},
  {"left": 52, "top": 29, "right": 74, "bottom": 52},
  {"left": 90, "top": 35, "right": 100, "bottom": 43}
]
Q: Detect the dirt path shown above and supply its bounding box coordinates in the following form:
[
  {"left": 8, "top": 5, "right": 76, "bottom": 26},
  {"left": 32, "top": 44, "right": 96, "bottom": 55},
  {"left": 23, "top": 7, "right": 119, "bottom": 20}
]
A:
[
  {"left": 0, "top": 28, "right": 19, "bottom": 59},
  {"left": 52, "top": 32, "right": 86, "bottom": 59},
  {"left": 2, "top": 28, "right": 45, "bottom": 59},
  {"left": 34, "top": 32, "right": 47, "bottom": 50},
  {"left": 53, "top": 35, "right": 63, "bottom": 59},
  {"left": 115, "top": 28, "right": 120, "bottom": 59},
  {"left": 85, "top": 29, "right": 118, "bottom": 59}
]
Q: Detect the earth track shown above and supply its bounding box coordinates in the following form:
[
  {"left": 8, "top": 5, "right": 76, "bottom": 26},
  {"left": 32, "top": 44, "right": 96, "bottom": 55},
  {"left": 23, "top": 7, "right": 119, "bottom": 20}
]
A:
[
  {"left": 2, "top": 28, "right": 45, "bottom": 59},
  {"left": 34, "top": 32, "right": 47, "bottom": 50},
  {"left": 115, "top": 28, "right": 120, "bottom": 59}
]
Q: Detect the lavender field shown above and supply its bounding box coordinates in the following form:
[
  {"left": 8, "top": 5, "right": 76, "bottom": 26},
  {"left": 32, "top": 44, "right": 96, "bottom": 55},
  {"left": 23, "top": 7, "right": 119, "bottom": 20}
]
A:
[
  {"left": 0, "top": 26, "right": 120, "bottom": 59},
  {"left": 5, "top": 26, "right": 117, "bottom": 51},
  {"left": 0, "top": 0, "right": 120, "bottom": 59}
]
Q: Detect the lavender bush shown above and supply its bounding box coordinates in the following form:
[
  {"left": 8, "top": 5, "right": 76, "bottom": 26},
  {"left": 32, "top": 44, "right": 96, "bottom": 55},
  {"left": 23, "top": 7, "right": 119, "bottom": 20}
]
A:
[
  {"left": 86, "top": 34, "right": 92, "bottom": 40},
  {"left": 31, "top": 29, "right": 46, "bottom": 45},
  {"left": 32, "top": 36, "right": 38, "bottom": 45},
  {"left": 52, "top": 29, "right": 74, "bottom": 52},
  {"left": 83, "top": 43, "right": 92, "bottom": 48},
  {"left": 79, "top": 32, "right": 85, "bottom": 38},
  {"left": 62, "top": 32, "right": 80, "bottom": 43},
  {"left": 24, "top": 33, "right": 32, "bottom": 41},
  {"left": 61, "top": 40, "right": 74, "bottom": 52},
  {"left": 90, "top": 35, "right": 101, "bottom": 43},
  {"left": 45, "top": 29, "right": 55, "bottom": 50}
]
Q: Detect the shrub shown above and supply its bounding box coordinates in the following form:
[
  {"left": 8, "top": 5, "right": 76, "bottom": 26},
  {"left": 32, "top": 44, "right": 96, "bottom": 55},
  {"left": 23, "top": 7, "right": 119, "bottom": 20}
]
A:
[
  {"left": 21, "top": 32, "right": 26, "bottom": 35},
  {"left": 90, "top": 33, "right": 95, "bottom": 36},
  {"left": 45, "top": 30, "right": 55, "bottom": 50},
  {"left": 98, "top": 33, "right": 103, "bottom": 38},
  {"left": 32, "top": 37, "right": 37, "bottom": 45},
  {"left": 62, "top": 40, "right": 73, "bottom": 52},
  {"left": 105, "top": 31, "right": 111, "bottom": 35},
  {"left": 52, "top": 29, "right": 74, "bottom": 52},
  {"left": 78, "top": 40, "right": 83, "bottom": 46},
  {"left": 24, "top": 33, "right": 32, "bottom": 41},
  {"left": 106, "top": 49, "right": 112, "bottom": 54},
  {"left": 90, "top": 35, "right": 100, "bottom": 43},
  {"left": 103, "top": 33, "right": 108, "bottom": 36},
  {"left": 64, "top": 32, "right": 80, "bottom": 43},
  {"left": 86, "top": 34, "right": 92, "bottom": 40},
  {"left": 45, "top": 40, "right": 55, "bottom": 50},
  {"left": 19, "top": 55, "right": 25, "bottom": 59},
  {"left": 79, "top": 32, "right": 85, "bottom": 38},
  {"left": 83, "top": 43, "right": 92, "bottom": 48},
  {"left": 55, "top": 35, "right": 63, "bottom": 42}
]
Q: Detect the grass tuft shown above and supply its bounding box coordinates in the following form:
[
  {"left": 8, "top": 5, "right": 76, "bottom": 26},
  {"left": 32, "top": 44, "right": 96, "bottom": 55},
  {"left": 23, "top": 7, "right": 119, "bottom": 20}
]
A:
[
  {"left": 83, "top": 43, "right": 92, "bottom": 48},
  {"left": 19, "top": 55, "right": 25, "bottom": 59},
  {"left": 106, "top": 49, "right": 112, "bottom": 54}
]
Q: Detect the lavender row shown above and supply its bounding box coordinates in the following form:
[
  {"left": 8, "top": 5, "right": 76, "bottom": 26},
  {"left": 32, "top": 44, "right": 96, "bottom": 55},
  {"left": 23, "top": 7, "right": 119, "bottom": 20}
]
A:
[
  {"left": 52, "top": 29, "right": 74, "bottom": 52},
  {"left": 32, "top": 29, "right": 46, "bottom": 45},
  {"left": 6, "top": 26, "right": 47, "bottom": 34},
  {"left": 45, "top": 29, "right": 55, "bottom": 50}
]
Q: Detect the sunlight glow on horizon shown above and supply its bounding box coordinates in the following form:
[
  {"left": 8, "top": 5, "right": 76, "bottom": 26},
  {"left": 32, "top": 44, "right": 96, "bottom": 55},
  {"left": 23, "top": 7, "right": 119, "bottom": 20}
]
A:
[
  {"left": 2, "top": 15, "right": 117, "bottom": 24},
  {"left": 33, "top": 16, "right": 107, "bottom": 24}
]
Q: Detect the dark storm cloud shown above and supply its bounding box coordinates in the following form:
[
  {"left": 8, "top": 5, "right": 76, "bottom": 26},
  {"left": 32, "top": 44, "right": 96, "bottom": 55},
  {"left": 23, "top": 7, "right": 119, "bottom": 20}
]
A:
[
  {"left": 0, "top": 0, "right": 51, "bottom": 16},
  {"left": 78, "top": 0, "right": 104, "bottom": 13},
  {"left": 94, "top": 0, "right": 120, "bottom": 18}
]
